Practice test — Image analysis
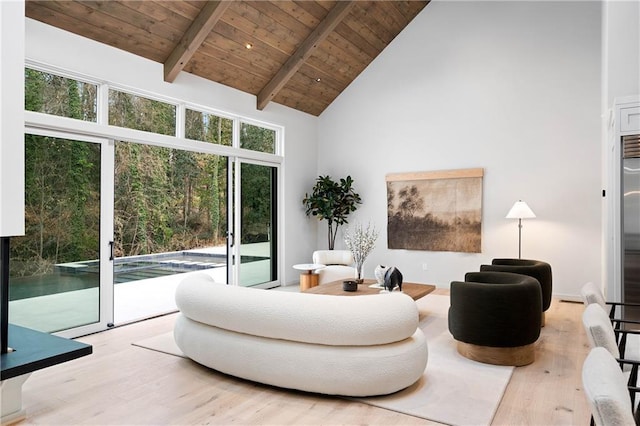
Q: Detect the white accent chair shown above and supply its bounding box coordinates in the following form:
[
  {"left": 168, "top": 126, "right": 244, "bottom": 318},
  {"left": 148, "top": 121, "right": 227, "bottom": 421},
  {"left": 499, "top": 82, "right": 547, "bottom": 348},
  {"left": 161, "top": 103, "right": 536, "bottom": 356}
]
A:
[
  {"left": 582, "top": 303, "right": 640, "bottom": 410},
  {"left": 582, "top": 303, "right": 627, "bottom": 359},
  {"left": 582, "top": 347, "right": 638, "bottom": 426},
  {"left": 582, "top": 300, "right": 640, "bottom": 362},
  {"left": 580, "top": 282, "right": 640, "bottom": 334},
  {"left": 312, "top": 250, "right": 356, "bottom": 285},
  {"left": 581, "top": 282, "right": 609, "bottom": 311},
  {"left": 581, "top": 281, "right": 640, "bottom": 322}
]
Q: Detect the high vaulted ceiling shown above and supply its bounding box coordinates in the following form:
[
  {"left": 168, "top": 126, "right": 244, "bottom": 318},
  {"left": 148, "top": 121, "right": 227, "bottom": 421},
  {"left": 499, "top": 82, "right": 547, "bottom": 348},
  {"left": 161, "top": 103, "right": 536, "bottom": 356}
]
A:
[{"left": 25, "top": 1, "right": 429, "bottom": 116}]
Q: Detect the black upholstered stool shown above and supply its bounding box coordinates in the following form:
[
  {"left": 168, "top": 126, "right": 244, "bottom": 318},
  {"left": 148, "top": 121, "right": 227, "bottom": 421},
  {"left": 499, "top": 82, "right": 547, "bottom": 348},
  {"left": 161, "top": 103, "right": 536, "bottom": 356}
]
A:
[{"left": 448, "top": 271, "right": 542, "bottom": 366}]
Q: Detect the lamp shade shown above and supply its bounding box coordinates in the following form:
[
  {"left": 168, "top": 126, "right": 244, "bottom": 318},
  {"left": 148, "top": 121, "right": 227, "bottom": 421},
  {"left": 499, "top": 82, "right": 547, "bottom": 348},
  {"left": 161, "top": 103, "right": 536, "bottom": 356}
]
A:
[{"left": 506, "top": 201, "right": 536, "bottom": 219}]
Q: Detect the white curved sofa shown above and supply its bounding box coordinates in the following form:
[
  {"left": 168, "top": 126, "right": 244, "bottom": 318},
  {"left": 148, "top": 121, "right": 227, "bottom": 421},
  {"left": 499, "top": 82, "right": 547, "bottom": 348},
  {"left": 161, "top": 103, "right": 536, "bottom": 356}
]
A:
[{"left": 174, "top": 273, "right": 428, "bottom": 397}]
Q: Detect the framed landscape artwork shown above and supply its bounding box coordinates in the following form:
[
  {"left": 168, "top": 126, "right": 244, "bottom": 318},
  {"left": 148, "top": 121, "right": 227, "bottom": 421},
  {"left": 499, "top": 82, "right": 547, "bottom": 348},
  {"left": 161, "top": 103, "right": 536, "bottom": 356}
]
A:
[{"left": 386, "top": 168, "right": 484, "bottom": 253}]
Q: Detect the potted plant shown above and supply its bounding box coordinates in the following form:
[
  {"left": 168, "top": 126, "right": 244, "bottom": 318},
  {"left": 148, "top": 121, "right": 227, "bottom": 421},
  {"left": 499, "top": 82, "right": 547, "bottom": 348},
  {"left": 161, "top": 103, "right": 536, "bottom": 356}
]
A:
[{"left": 302, "top": 175, "right": 362, "bottom": 250}]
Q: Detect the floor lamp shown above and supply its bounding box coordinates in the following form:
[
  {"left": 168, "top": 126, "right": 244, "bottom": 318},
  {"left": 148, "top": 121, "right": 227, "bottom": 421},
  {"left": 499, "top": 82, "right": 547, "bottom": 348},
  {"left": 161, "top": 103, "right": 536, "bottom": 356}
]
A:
[{"left": 506, "top": 200, "right": 536, "bottom": 259}]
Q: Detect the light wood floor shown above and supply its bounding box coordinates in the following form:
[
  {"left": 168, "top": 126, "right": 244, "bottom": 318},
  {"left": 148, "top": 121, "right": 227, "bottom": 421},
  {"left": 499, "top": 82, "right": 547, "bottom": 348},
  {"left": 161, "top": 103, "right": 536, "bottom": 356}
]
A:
[{"left": 15, "top": 289, "right": 592, "bottom": 425}]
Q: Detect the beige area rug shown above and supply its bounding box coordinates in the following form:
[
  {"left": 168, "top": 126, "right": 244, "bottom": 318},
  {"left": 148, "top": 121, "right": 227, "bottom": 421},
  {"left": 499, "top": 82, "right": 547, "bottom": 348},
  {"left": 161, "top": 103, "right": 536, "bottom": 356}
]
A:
[
  {"left": 132, "top": 295, "right": 513, "bottom": 426},
  {"left": 357, "top": 294, "right": 514, "bottom": 425}
]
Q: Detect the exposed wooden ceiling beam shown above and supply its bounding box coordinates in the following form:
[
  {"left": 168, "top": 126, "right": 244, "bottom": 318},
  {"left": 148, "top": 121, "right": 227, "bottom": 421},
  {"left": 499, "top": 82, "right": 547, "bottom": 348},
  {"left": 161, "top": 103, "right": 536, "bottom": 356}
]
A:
[
  {"left": 164, "top": 1, "right": 232, "bottom": 83},
  {"left": 256, "top": 1, "right": 355, "bottom": 111}
]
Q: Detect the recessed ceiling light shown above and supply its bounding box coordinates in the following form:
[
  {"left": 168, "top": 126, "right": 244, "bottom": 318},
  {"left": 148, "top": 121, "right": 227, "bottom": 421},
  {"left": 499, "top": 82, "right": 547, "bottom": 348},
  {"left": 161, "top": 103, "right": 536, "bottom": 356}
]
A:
[{"left": 245, "top": 43, "right": 253, "bottom": 49}]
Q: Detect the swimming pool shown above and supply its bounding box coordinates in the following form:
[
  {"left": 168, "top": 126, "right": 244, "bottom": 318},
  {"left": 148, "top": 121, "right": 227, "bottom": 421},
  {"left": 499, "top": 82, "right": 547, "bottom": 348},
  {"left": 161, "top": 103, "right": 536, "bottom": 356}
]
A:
[{"left": 9, "top": 250, "right": 267, "bottom": 300}]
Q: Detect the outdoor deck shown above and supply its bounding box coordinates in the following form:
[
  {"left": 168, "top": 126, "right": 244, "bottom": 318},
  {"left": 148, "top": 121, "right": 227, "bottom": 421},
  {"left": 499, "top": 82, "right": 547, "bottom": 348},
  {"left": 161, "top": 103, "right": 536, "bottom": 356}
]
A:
[{"left": 8, "top": 243, "right": 272, "bottom": 333}]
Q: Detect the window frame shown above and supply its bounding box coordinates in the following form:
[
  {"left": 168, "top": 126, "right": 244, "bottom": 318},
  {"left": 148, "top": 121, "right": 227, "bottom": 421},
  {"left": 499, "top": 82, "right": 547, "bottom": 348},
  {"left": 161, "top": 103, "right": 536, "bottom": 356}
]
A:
[{"left": 25, "top": 61, "right": 285, "bottom": 159}]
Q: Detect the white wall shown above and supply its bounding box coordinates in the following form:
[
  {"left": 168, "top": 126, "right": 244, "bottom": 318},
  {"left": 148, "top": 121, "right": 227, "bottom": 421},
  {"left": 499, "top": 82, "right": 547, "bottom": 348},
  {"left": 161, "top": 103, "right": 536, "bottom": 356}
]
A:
[
  {"left": 318, "top": 1, "right": 602, "bottom": 298},
  {"left": 0, "top": 1, "right": 25, "bottom": 237},
  {"left": 24, "top": 19, "right": 318, "bottom": 285},
  {"left": 603, "top": 0, "right": 640, "bottom": 106}
]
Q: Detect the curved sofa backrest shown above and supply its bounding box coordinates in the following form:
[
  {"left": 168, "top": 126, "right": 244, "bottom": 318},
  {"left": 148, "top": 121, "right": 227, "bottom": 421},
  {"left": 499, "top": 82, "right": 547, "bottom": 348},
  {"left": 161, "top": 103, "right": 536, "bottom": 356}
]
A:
[{"left": 175, "top": 273, "right": 418, "bottom": 346}]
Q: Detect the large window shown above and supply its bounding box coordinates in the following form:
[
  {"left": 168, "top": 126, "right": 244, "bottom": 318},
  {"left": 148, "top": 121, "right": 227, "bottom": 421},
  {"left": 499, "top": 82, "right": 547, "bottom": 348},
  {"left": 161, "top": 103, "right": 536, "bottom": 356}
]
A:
[
  {"left": 185, "top": 109, "right": 233, "bottom": 146},
  {"left": 25, "top": 68, "right": 97, "bottom": 122},
  {"left": 21, "top": 65, "right": 283, "bottom": 335},
  {"left": 240, "top": 122, "right": 276, "bottom": 154},
  {"left": 109, "top": 90, "right": 177, "bottom": 136}
]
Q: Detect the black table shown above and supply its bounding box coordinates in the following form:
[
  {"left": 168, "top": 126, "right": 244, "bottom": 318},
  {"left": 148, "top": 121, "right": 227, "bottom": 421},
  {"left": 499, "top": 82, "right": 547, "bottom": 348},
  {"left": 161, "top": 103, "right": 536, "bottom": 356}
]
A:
[{"left": 1, "top": 324, "right": 92, "bottom": 380}]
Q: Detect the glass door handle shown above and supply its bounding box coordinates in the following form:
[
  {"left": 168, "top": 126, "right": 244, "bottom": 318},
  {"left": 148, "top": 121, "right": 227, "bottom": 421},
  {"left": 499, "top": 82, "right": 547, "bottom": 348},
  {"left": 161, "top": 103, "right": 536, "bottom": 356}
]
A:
[{"left": 109, "top": 241, "right": 114, "bottom": 261}]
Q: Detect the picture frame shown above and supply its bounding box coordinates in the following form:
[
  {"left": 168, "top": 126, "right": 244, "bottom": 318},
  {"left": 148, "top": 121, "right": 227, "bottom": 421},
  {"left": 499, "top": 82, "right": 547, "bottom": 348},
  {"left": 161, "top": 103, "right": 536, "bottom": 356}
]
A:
[{"left": 386, "top": 168, "right": 484, "bottom": 253}]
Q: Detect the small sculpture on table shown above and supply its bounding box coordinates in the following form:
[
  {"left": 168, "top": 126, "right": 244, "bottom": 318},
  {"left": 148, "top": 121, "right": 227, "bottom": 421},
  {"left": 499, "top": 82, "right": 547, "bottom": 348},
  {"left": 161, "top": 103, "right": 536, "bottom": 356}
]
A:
[
  {"left": 383, "top": 267, "right": 403, "bottom": 292},
  {"left": 374, "top": 265, "right": 389, "bottom": 286}
]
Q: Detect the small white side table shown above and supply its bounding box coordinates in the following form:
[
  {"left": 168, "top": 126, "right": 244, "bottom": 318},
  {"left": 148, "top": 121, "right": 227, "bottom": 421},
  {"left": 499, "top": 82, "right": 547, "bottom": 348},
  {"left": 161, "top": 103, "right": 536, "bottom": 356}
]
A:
[{"left": 293, "top": 263, "right": 325, "bottom": 291}]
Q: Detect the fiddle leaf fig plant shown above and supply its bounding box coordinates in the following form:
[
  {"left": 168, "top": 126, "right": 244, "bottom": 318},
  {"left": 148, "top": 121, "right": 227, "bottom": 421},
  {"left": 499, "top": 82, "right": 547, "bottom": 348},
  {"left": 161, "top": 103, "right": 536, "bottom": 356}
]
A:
[{"left": 302, "top": 175, "right": 362, "bottom": 250}]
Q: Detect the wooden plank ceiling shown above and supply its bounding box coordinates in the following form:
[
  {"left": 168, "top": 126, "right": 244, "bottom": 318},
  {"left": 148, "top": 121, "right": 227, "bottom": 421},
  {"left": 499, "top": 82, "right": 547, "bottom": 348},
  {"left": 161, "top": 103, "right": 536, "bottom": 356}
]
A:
[{"left": 25, "top": 1, "right": 428, "bottom": 116}]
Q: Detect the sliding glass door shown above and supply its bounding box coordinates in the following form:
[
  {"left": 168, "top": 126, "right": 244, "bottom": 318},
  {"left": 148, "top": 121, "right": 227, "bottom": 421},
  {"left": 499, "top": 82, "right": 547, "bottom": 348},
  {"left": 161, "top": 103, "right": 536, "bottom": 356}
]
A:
[
  {"left": 19, "top": 66, "right": 283, "bottom": 335},
  {"left": 9, "top": 132, "right": 113, "bottom": 336},
  {"left": 10, "top": 134, "right": 279, "bottom": 334},
  {"left": 233, "top": 160, "right": 278, "bottom": 288},
  {"left": 112, "top": 141, "right": 229, "bottom": 324}
]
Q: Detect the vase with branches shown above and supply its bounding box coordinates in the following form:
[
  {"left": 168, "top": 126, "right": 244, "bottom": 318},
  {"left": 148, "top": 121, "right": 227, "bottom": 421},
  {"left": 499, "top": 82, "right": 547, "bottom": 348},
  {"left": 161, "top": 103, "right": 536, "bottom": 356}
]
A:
[
  {"left": 302, "top": 175, "right": 362, "bottom": 250},
  {"left": 344, "top": 222, "right": 378, "bottom": 282}
]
